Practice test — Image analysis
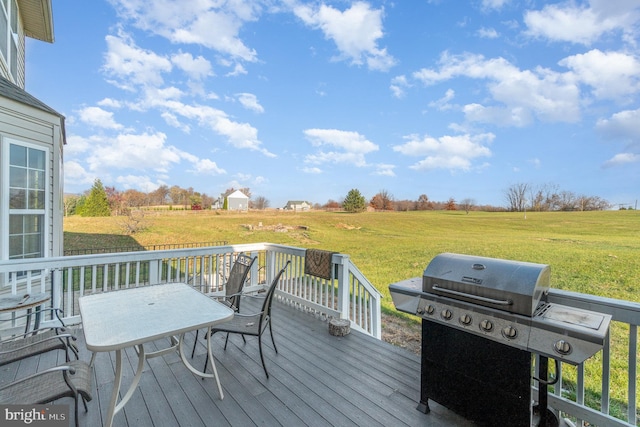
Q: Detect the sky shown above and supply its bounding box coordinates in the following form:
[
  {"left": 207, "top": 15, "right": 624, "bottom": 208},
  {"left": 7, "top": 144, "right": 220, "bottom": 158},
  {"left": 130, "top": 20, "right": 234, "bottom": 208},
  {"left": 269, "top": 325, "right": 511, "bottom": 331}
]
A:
[{"left": 24, "top": 0, "right": 640, "bottom": 209}]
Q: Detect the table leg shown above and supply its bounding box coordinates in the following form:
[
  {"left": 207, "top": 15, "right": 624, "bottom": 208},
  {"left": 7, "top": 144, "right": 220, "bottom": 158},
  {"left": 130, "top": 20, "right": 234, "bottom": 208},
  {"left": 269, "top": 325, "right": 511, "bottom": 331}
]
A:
[
  {"left": 206, "top": 326, "right": 225, "bottom": 400},
  {"left": 24, "top": 308, "right": 33, "bottom": 334},
  {"left": 105, "top": 345, "right": 146, "bottom": 427},
  {"left": 34, "top": 305, "right": 43, "bottom": 330},
  {"left": 177, "top": 327, "right": 224, "bottom": 399}
]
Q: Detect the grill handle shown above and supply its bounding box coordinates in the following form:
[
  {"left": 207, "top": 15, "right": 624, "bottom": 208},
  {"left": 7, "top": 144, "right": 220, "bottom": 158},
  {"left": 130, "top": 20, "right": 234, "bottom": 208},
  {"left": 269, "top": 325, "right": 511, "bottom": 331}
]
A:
[{"left": 432, "top": 284, "right": 513, "bottom": 306}]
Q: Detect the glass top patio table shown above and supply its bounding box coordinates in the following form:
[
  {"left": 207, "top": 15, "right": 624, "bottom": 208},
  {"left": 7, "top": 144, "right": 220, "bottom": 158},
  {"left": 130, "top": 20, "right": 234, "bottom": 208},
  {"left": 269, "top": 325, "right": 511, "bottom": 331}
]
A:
[{"left": 79, "top": 283, "right": 234, "bottom": 427}]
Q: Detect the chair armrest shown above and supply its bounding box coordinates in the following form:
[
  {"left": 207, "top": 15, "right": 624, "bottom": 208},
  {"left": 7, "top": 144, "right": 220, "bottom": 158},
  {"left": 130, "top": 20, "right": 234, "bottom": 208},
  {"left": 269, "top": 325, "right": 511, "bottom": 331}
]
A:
[
  {"left": 0, "top": 333, "right": 77, "bottom": 355},
  {"left": 0, "top": 363, "right": 77, "bottom": 391},
  {"left": 0, "top": 326, "right": 68, "bottom": 344},
  {"left": 1, "top": 307, "right": 66, "bottom": 327}
]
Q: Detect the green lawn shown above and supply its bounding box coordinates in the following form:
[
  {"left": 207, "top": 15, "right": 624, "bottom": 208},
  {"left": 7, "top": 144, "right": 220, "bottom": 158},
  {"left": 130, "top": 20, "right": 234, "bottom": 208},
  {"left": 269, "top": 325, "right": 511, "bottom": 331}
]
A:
[
  {"left": 65, "top": 209, "right": 640, "bottom": 309},
  {"left": 64, "top": 209, "right": 640, "bottom": 421}
]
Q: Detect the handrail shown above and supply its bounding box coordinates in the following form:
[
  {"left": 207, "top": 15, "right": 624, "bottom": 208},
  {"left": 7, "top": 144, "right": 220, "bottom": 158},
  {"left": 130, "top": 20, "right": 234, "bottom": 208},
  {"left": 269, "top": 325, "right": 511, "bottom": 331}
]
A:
[{"left": 0, "top": 242, "right": 382, "bottom": 338}]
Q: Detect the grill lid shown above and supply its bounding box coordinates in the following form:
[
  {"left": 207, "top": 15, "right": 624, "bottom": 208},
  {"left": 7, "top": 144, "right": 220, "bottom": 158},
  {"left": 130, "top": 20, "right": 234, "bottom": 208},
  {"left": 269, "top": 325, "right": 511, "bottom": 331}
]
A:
[{"left": 423, "top": 253, "right": 550, "bottom": 317}]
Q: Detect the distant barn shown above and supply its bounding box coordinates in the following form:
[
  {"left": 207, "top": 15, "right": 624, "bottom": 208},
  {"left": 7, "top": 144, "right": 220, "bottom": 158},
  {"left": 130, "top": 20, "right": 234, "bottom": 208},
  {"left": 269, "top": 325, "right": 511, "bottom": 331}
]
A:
[{"left": 227, "top": 190, "right": 249, "bottom": 211}]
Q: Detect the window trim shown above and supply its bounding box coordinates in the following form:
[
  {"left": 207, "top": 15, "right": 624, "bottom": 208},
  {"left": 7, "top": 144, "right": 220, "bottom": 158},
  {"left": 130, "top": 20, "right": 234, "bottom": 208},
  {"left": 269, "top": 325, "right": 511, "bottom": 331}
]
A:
[
  {"left": 0, "top": 0, "right": 18, "bottom": 81},
  {"left": 2, "top": 136, "right": 50, "bottom": 263}
]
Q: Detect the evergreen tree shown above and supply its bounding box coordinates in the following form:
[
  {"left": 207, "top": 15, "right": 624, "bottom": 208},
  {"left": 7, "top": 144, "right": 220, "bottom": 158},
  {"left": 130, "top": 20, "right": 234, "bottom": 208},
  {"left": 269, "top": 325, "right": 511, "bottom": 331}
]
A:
[
  {"left": 80, "top": 179, "right": 111, "bottom": 217},
  {"left": 342, "top": 189, "right": 367, "bottom": 213}
]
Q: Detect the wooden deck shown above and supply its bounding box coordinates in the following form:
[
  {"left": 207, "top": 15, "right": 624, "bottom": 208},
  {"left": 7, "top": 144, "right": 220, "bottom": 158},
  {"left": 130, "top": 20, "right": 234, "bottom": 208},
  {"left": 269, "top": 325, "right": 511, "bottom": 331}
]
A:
[{"left": 1, "top": 298, "right": 475, "bottom": 427}]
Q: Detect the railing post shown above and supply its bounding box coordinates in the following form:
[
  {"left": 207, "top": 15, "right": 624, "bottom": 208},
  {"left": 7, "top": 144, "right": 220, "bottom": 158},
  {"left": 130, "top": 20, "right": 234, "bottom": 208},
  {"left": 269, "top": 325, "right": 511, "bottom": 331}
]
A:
[
  {"left": 266, "top": 250, "right": 275, "bottom": 285},
  {"left": 51, "top": 268, "right": 62, "bottom": 312},
  {"left": 149, "top": 260, "right": 160, "bottom": 284},
  {"left": 336, "top": 254, "right": 350, "bottom": 320},
  {"left": 370, "top": 292, "right": 382, "bottom": 340}
]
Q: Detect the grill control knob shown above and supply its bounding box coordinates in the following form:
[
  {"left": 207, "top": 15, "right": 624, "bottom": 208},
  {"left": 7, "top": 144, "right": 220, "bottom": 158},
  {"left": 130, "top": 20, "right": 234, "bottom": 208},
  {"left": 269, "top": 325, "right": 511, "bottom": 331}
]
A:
[
  {"left": 426, "top": 305, "right": 435, "bottom": 315},
  {"left": 554, "top": 340, "right": 572, "bottom": 355},
  {"left": 459, "top": 314, "right": 472, "bottom": 325},
  {"left": 502, "top": 326, "right": 517, "bottom": 339},
  {"left": 441, "top": 309, "right": 453, "bottom": 320},
  {"left": 480, "top": 319, "right": 493, "bottom": 332}
]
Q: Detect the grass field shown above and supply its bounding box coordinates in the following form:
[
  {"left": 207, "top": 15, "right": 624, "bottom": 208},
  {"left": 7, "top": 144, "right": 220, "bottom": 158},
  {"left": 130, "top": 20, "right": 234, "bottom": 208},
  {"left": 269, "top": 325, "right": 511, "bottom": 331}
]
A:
[
  {"left": 64, "top": 209, "right": 640, "bottom": 421},
  {"left": 64, "top": 209, "right": 640, "bottom": 309}
]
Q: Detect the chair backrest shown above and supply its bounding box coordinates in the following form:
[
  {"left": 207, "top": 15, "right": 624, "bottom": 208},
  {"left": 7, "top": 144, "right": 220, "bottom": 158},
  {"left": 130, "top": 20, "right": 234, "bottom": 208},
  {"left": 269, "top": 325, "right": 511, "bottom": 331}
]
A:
[
  {"left": 225, "top": 254, "right": 256, "bottom": 311},
  {"left": 261, "top": 261, "right": 291, "bottom": 318}
]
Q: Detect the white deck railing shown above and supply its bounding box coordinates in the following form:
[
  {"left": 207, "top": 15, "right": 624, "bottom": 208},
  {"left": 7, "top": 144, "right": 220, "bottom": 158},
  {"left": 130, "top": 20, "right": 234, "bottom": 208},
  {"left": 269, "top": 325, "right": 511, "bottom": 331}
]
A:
[
  {"left": 541, "top": 289, "right": 640, "bottom": 427},
  {"left": 0, "top": 243, "right": 381, "bottom": 339},
  {"left": 1, "top": 245, "right": 638, "bottom": 425}
]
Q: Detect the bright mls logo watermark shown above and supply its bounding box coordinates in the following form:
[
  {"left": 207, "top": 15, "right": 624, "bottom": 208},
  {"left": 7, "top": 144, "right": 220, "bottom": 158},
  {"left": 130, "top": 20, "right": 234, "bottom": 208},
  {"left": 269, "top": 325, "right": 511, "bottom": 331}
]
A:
[{"left": 1, "top": 405, "right": 69, "bottom": 426}]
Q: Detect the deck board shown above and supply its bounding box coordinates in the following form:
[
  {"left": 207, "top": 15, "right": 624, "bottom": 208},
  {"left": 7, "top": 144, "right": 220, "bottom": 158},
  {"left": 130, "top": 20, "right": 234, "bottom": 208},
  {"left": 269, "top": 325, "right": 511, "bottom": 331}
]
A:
[{"left": 0, "top": 296, "right": 475, "bottom": 427}]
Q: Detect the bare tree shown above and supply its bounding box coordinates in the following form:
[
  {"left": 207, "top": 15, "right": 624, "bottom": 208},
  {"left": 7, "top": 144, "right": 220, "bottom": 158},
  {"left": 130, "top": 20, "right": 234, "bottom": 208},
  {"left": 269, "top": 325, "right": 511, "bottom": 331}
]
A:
[
  {"left": 504, "top": 183, "right": 529, "bottom": 212},
  {"left": 252, "top": 196, "right": 270, "bottom": 210},
  {"left": 416, "top": 194, "right": 432, "bottom": 210},
  {"left": 460, "top": 198, "right": 476, "bottom": 214}
]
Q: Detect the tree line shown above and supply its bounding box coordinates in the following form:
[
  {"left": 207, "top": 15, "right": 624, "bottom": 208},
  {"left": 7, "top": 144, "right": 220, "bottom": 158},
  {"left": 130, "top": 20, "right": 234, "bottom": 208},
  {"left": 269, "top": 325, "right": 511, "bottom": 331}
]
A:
[
  {"left": 64, "top": 180, "right": 266, "bottom": 216},
  {"left": 503, "top": 183, "right": 610, "bottom": 212},
  {"left": 65, "top": 179, "right": 612, "bottom": 217}
]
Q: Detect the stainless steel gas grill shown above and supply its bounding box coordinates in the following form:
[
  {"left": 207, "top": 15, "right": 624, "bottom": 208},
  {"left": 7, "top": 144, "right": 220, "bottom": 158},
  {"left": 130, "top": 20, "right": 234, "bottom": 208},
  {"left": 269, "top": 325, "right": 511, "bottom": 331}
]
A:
[{"left": 389, "top": 253, "right": 612, "bottom": 427}]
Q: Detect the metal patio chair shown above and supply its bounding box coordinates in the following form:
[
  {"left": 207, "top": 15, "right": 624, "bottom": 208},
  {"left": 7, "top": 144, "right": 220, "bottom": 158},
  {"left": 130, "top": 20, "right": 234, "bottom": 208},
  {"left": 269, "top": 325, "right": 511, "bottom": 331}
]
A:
[
  {"left": 0, "top": 360, "right": 93, "bottom": 427},
  {"left": 191, "top": 253, "right": 257, "bottom": 358},
  {"left": 0, "top": 308, "right": 79, "bottom": 367},
  {"left": 205, "top": 260, "right": 291, "bottom": 379}
]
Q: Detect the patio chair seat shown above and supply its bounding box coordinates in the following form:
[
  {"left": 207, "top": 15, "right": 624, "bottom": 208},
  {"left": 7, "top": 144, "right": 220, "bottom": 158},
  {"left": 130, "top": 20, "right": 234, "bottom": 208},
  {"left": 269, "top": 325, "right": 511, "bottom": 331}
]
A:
[
  {"left": 1, "top": 328, "right": 79, "bottom": 366},
  {"left": 0, "top": 360, "right": 93, "bottom": 427},
  {"left": 207, "top": 261, "right": 291, "bottom": 378},
  {"left": 192, "top": 253, "right": 256, "bottom": 358}
]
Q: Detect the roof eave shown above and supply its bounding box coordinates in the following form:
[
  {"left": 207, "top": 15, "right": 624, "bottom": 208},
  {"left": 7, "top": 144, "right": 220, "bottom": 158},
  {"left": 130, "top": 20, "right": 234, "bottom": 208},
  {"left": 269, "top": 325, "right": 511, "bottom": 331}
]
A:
[{"left": 20, "top": 0, "right": 54, "bottom": 43}]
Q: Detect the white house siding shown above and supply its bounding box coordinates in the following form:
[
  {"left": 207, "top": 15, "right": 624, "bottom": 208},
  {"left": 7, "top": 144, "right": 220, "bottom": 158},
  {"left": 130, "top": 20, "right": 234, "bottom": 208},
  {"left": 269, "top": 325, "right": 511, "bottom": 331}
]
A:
[{"left": 0, "top": 96, "right": 64, "bottom": 258}]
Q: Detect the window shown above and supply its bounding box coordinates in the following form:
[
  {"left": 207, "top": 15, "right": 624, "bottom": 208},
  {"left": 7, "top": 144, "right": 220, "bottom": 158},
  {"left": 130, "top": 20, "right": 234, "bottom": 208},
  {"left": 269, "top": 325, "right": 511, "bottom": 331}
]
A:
[
  {"left": 0, "top": 0, "right": 18, "bottom": 81},
  {"left": 3, "top": 139, "right": 47, "bottom": 261}
]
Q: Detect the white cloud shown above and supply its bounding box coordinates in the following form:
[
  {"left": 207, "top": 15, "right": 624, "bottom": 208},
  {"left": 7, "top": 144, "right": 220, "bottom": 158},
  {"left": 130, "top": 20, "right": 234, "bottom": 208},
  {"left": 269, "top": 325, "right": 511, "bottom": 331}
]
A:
[
  {"left": 139, "top": 97, "right": 274, "bottom": 156},
  {"left": 481, "top": 0, "right": 510, "bottom": 10},
  {"left": 160, "top": 112, "right": 191, "bottom": 133},
  {"left": 477, "top": 27, "right": 499, "bottom": 39},
  {"left": 77, "top": 106, "right": 124, "bottom": 130},
  {"left": 226, "top": 63, "right": 248, "bottom": 77},
  {"left": 115, "top": 174, "right": 161, "bottom": 192},
  {"left": 523, "top": 2, "right": 640, "bottom": 45},
  {"left": 603, "top": 153, "right": 640, "bottom": 168},
  {"left": 596, "top": 108, "right": 640, "bottom": 141},
  {"left": 412, "top": 52, "right": 582, "bottom": 125},
  {"left": 560, "top": 50, "right": 640, "bottom": 101},
  {"left": 64, "top": 135, "right": 91, "bottom": 155},
  {"left": 393, "top": 133, "right": 494, "bottom": 172},
  {"left": 390, "top": 75, "right": 410, "bottom": 98},
  {"left": 293, "top": 1, "right": 396, "bottom": 71},
  {"left": 97, "top": 98, "right": 123, "bottom": 108},
  {"left": 373, "top": 164, "right": 396, "bottom": 177},
  {"left": 429, "top": 88, "right": 456, "bottom": 111},
  {"left": 108, "top": 0, "right": 260, "bottom": 61},
  {"left": 236, "top": 93, "right": 265, "bottom": 113},
  {"left": 302, "top": 166, "right": 322, "bottom": 174},
  {"left": 303, "top": 128, "right": 379, "bottom": 167},
  {"left": 171, "top": 51, "right": 213, "bottom": 80},
  {"left": 103, "top": 30, "right": 172, "bottom": 89},
  {"left": 189, "top": 158, "right": 226, "bottom": 175},
  {"left": 86, "top": 131, "right": 182, "bottom": 173},
  {"left": 63, "top": 160, "right": 95, "bottom": 186}
]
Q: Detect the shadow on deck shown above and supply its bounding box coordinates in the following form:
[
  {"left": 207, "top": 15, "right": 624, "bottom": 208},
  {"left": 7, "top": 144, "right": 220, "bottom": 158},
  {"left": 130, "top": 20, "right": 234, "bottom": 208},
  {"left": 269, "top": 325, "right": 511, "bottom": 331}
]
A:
[{"left": 1, "top": 298, "right": 475, "bottom": 427}]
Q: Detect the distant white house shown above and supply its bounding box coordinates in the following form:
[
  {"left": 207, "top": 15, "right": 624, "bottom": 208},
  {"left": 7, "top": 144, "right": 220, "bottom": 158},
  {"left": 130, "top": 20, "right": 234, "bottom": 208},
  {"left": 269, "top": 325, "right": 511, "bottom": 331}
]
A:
[
  {"left": 284, "top": 200, "right": 312, "bottom": 211},
  {"left": 227, "top": 190, "right": 249, "bottom": 211}
]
